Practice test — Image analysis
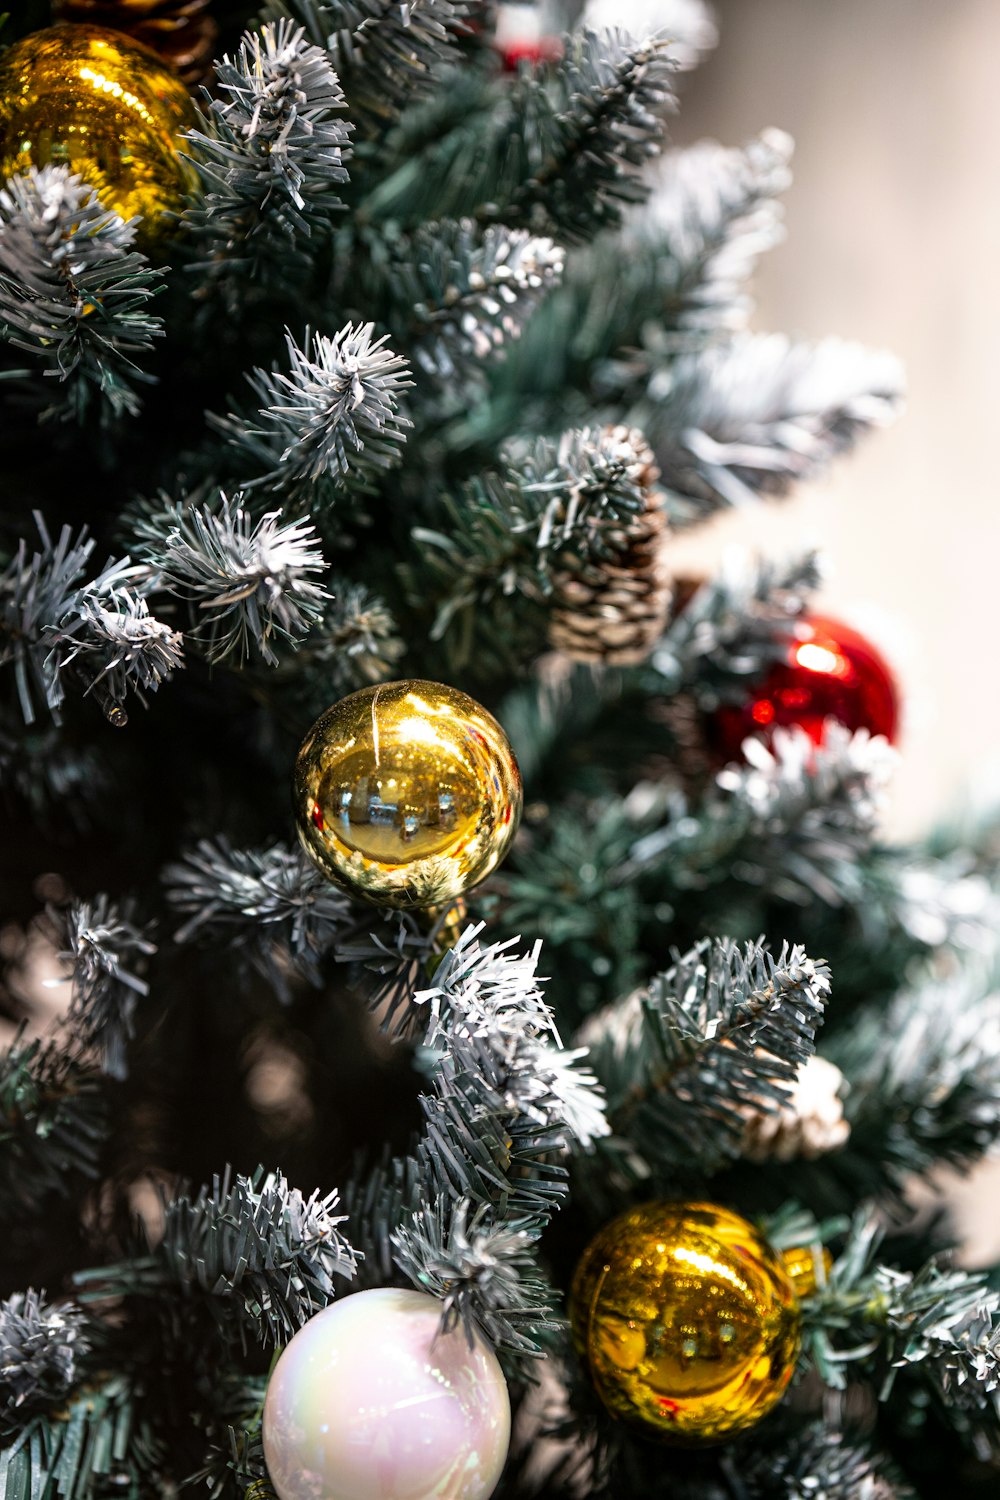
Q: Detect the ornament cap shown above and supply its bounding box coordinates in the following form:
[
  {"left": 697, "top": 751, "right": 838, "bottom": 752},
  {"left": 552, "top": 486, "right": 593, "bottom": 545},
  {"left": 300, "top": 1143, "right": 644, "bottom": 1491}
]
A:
[{"left": 780, "top": 1243, "right": 834, "bottom": 1300}]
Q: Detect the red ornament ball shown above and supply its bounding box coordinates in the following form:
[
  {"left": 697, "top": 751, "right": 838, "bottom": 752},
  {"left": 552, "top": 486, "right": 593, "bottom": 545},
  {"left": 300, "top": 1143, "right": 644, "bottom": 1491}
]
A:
[
  {"left": 494, "top": 3, "right": 563, "bottom": 70},
  {"left": 709, "top": 614, "right": 899, "bottom": 761}
]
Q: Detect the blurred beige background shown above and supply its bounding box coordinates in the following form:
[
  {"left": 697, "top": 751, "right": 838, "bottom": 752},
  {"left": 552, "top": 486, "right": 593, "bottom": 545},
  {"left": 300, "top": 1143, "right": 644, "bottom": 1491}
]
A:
[{"left": 668, "top": 0, "right": 1000, "bottom": 838}]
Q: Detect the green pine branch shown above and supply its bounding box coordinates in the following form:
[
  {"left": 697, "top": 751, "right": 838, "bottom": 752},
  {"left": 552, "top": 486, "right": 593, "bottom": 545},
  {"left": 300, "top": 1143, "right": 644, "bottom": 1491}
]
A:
[
  {"left": 163, "top": 837, "right": 355, "bottom": 1000},
  {"left": 629, "top": 127, "right": 794, "bottom": 339},
  {"left": 739, "top": 1423, "right": 910, "bottom": 1500},
  {"left": 638, "top": 332, "right": 905, "bottom": 521},
  {"left": 163, "top": 834, "right": 441, "bottom": 1019},
  {"left": 391, "top": 1199, "right": 558, "bottom": 1359},
  {"left": 480, "top": 124, "right": 794, "bottom": 455},
  {"left": 410, "top": 425, "right": 655, "bottom": 670},
  {"left": 645, "top": 548, "right": 821, "bottom": 701},
  {"left": 827, "top": 958, "right": 1000, "bottom": 1195},
  {"left": 628, "top": 721, "right": 897, "bottom": 906},
  {"left": 355, "top": 29, "right": 673, "bottom": 246},
  {"left": 184, "top": 21, "right": 352, "bottom": 289},
  {"left": 132, "top": 493, "right": 329, "bottom": 667},
  {"left": 480, "top": 30, "right": 676, "bottom": 245},
  {"left": 0, "top": 1373, "right": 157, "bottom": 1500},
  {"left": 75, "top": 1169, "right": 358, "bottom": 1353},
  {"left": 500, "top": 794, "right": 648, "bottom": 1019},
  {"left": 157, "top": 1170, "right": 358, "bottom": 1350},
  {"left": 380, "top": 219, "right": 565, "bottom": 379},
  {"left": 345, "top": 925, "right": 608, "bottom": 1365},
  {"left": 803, "top": 1212, "right": 1000, "bottom": 1437},
  {"left": 278, "top": 579, "right": 404, "bottom": 698},
  {"left": 260, "top": 0, "right": 475, "bottom": 136},
  {"left": 0, "top": 1033, "right": 108, "bottom": 1214},
  {"left": 577, "top": 937, "right": 831, "bottom": 1181},
  {"left": 210, "top": 323, "right": 412, "bottom": 504},
  {"left": 0, "top": 167, "right": 165, "bottom": 423},
  {"left": 499, "top": 723, "right": 895, "bottom": 1028}
]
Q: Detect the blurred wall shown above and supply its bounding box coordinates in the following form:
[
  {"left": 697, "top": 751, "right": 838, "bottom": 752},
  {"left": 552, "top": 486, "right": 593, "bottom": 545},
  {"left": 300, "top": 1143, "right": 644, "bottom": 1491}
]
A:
[{"left": 666, "top": 0, "right": 1000, "bottom": 837}]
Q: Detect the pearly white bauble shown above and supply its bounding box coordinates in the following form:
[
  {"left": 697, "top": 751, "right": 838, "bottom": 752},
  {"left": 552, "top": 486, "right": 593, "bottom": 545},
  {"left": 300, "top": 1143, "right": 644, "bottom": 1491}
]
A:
[{"left": 262, "top": 1287, "right": 511, "bottom": 1500}]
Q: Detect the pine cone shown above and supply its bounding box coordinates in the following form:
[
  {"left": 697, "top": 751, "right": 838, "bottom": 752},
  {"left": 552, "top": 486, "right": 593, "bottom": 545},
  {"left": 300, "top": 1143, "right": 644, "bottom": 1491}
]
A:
[
  {"left": 741, "top": 1054, "right": 850, "bottom": 1163},
  {"left": 54, "top": 0, "right": 218, "bottom": 84},
  {"left": 548, "top": 427, "right": 672, "bottom": 666},
  {"left": 643, "top": 691, "right": 715, "bottom": 799}
]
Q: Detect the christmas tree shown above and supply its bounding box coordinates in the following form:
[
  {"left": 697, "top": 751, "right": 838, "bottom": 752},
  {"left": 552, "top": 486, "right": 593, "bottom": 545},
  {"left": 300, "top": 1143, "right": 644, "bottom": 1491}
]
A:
[{"left": 1, "top": 2, "right": 998, "bottom": 1497}]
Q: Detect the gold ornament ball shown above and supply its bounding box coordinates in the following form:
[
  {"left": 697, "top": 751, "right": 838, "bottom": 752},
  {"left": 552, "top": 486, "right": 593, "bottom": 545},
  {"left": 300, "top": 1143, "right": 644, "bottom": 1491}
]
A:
[
  {"left": 569, "top": 1201, "right": 801, "bottom": 1444},
  {"left": 0, "top": 24, "right": 197, "bottom": 239},
  {"left": 293, "top": 681, "right": 523, "bottom": 910}
]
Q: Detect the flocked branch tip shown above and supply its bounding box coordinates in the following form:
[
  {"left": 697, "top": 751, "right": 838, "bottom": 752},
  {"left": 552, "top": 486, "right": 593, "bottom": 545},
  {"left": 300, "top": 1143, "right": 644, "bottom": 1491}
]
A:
[
  {"left": 158, "top": 1168, "right": 358, "bottom": 1349},
  {"left": 185, "top": 21, "right": 352, "bottom": 267},
  {"left": 0, "top": 1290, "right": 89, "bottom": 1426},
  {"left": 578, "top": 936, "right": 831, "bottom": 1179},
  {"left": 134, "top": 494, "right": 329, "bottom": 666},
  {"left": 213, "top": 323, "right": 412, "bottom": 499},
  {"left": 0, "top": 514, "right": 181, "bottom": 726},
  {"left": 51, "top": 896, "right": 156, "bottom": 1081}
]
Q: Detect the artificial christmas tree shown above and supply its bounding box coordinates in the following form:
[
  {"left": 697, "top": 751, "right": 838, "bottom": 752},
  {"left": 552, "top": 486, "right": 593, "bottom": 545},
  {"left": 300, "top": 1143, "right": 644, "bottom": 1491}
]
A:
[{"left": 1, "top": 4, "right": 998, "bottom": 1500}]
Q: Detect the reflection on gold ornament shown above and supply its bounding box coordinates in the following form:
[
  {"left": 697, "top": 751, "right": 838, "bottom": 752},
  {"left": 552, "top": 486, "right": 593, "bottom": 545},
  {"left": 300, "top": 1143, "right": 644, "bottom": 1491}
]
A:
[
  {"left": 569, "top": 1201, "right": 800, "bottom": 1443},
  {"left": 0, "top": 25, "right": 197, "bottom": 240},
  {"left": 293, "top": 681, "right": 523, "bottom": 910}
]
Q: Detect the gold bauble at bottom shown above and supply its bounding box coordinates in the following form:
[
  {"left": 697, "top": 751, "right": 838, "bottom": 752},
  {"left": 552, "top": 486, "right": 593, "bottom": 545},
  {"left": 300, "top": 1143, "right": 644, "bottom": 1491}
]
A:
[
  {"left": 0, "top": 24, "right": 197, "bottom": 239},
  {"left": 569, "top": 1201, "right": 801, "bottom": 1444},
  {"left": 293, "top": 681, "right": 523, "bottom": 910}
]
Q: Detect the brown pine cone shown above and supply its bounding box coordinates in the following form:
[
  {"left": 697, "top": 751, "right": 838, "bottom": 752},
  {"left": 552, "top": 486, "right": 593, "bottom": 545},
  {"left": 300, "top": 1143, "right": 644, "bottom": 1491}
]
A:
[
  {"left": 54, "top": 0, "right": 218, "bottom": 84},
  {"left": 741, "top": 1056, "right": 850, "bottom": 1163},
  {"left": 547, "top": 426, "right": 672, "bottom": 667},
  {"left": 643, "top": 690, "right": 715, "bottom": 800}
]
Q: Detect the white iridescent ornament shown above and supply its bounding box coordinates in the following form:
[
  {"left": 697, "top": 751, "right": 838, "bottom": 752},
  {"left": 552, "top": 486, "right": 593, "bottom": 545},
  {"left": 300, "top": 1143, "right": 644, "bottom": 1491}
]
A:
[{"left": 262, "top": 1287, "right": 511, "bottom": 1500}]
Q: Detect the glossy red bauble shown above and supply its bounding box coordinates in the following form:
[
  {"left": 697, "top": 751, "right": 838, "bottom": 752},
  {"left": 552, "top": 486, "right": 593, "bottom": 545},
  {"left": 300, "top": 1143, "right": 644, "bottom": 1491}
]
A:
[{"left": 709, "top": 615, "right": 899, "bottom": 761}]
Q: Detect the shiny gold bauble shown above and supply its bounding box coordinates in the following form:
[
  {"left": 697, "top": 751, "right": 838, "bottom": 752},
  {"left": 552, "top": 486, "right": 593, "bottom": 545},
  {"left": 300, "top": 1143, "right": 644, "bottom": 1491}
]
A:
[
  {"left": 569, "top": 1201, "right": 801, "bottom": 1444},
  {"left": 293, "top": 681, "right": 523, "bottom": 910},
  {"left": 0, "top": 24, "right": 197, "bottom": 238}
]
